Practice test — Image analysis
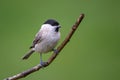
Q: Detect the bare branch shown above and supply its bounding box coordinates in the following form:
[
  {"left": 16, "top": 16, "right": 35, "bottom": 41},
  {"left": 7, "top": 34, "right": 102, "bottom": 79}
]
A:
[{"left": 5, "top": 14, "right": 85, "bottom": 80}]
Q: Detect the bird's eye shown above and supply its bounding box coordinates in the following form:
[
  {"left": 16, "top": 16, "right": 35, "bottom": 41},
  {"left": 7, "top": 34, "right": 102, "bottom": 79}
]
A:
[{"left": 52, "top": 22, "right": 59, "bottom": 26}]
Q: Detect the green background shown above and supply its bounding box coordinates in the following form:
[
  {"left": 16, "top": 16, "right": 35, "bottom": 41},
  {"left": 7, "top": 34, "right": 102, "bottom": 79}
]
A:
[{"left": 0, "top": 0, "right": 120, "bottom": 80}]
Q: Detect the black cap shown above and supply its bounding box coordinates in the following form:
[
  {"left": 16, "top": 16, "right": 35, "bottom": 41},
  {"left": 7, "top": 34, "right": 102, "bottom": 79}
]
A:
[{"left": 44, "top": 19, "right": 59, "bottom": 26}]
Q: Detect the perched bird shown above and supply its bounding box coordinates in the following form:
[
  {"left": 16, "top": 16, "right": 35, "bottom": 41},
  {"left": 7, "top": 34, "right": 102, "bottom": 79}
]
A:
[{"left": 22, "top": 19, "right": 61, "bottom": 67}]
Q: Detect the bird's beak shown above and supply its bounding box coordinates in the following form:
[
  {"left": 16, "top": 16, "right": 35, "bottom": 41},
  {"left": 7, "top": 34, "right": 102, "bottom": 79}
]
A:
[{"left": 58, "top": 25, "right": 61, "bottom": 28}]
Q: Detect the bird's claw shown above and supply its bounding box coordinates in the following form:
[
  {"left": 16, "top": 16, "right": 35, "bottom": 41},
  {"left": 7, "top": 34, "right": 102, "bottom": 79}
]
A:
[
  {"left": 53, "top": 49, "right": 59, "bottom": 54},
  {"left": 40, "top": 61, "right": 48, "bottom": 67}
]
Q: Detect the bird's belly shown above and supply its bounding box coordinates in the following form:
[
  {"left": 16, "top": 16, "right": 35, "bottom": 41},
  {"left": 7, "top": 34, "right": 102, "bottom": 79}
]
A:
[{"left": 35, "top": 39, "right": 58, "bottom": 53}]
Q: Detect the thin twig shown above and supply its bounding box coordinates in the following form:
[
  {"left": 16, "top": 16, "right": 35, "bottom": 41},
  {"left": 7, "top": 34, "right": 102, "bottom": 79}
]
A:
[{"left": 5, "top": 14, "right": 84, "bottom": 80}]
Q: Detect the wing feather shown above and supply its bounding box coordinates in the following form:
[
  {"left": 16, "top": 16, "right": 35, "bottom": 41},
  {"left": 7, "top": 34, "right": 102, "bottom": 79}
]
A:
[{"left": 30, "top": 31, "right": 43, "bottom": 49}]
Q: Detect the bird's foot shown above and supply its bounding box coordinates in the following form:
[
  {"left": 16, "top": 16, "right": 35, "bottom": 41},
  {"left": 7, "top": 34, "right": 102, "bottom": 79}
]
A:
[
  {"left": 53, "top": 49, "right": 59, "bottom": 54},
  {"left": 40, "top": 61, "right": 48, "bottom": 67}
]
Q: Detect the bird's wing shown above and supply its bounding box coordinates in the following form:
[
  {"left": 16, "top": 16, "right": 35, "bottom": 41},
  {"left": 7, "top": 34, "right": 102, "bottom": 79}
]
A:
[{"left": 29, "top": 31, "right": 43, "bottom": 49}]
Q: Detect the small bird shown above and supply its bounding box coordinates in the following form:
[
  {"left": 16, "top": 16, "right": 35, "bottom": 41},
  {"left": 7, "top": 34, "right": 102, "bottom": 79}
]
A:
[{"left": 22, "top": 19, "right": 61, "bottom": 67}]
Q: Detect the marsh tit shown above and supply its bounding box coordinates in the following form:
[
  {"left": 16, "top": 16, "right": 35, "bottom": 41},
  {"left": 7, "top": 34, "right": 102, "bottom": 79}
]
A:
[{"left": 22, "top": 19, "right": 61, "bottom": 67}]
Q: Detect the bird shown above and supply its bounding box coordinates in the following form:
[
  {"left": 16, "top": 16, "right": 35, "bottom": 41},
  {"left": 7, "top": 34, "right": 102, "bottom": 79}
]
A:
[{"left": 22, "top": 19, "right": 61, "bottom": 67}]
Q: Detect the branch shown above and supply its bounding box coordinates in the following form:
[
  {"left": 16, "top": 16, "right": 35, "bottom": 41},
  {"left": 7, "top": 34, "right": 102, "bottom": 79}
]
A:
[{"left": 5, "top": 14, "right": 85, "bottom": 80}]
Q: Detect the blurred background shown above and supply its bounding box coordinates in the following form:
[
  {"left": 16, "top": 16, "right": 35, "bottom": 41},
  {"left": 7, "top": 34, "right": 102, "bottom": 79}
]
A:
[{"left": 0, "top": 0, "right": 120, "bottom": 80}]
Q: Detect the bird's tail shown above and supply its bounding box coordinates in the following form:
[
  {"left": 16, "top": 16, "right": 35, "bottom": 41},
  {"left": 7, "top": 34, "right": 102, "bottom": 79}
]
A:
[{"left": 22, "top": 49, "right": 35, "bottom": 60}]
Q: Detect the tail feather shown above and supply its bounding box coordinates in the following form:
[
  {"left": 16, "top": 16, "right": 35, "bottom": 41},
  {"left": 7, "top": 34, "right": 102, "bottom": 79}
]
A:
[{"left": 22, "top": 49, "right": 35, "bottom": 60}]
